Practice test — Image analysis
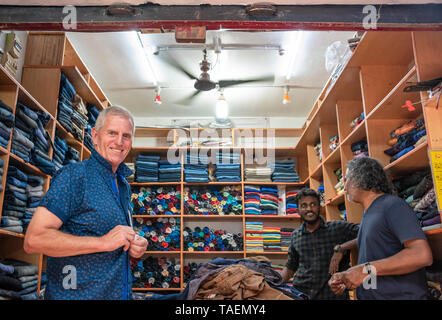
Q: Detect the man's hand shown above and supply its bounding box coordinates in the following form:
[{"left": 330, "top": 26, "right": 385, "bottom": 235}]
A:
[
  {"left": 338, "top": 264, "right": 368, "bottom": 290},
  {"left": 101, "top": 225, "right": 135, "bottom": 252},
  {"left": 129, "top": 234, "right": 148, "bottom": 258},
  {"left": 328, "top": 273, "right": 346, "bottom": 295},
  {"left": 329, "top": 251, "right": 343, "bottom": 275}
]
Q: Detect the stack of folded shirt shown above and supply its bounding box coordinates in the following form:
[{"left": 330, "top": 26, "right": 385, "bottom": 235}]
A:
[
  {"left": 52, "top": 134, "right": 69, "bottom": 171},
  {"left": 334, "top": 168, "right": 344, "bottom": 195},
  {"left": 1, "top": 165, "right": 29, "bottom": 234},
  {"left": 244, "top": 185, "right": 261, "bottom": 215},
  {"left": 23, "top": 175, "right": 45, "bottom": 233},
  {"left": 70, "top": 94, "right": 89, "bottom": 142},
  {"left": 184, "top": 154, "right": 209, "bottom": 183},
  {"left": 245, "top": 221, "right": 263, "bottom": 252},
  {"left": 286, "top": 190, "right": 299, "bottom": 216},
  {"left": 260, "top": 186, "right": 279, "bottom": 215},
  {"left": 314, "top": 141, "right": 322, "bottom": 162},
  {"left": 244, "top": 166, "right": 272, "bottom": 182},
  {"left": 183, "top": 185, "right": 242, "bottom": 215},
  {"left": 57, "top": 73, "right": 75, "bottom": 133},
  {"left": 339, "top": 203, "right": 347, "bottom": 220},
  {"left": 63, "top": 146, "right": 80, "bottom": 165},
  {"left": 350, "top": 112, "right": 364, "bottom": 130},
  {"left": 351, "top": 139, "right": 368, "bottom": 159},
  {"left": 159, "top": 160, "right": 181, "bottom": 182},
  {"left": 29, "top": 108, "right": 54, "bottom": 175},
  {"left": 271, "top": 159, "right": 300, "bottom": 182},
  {"left": 384, "top": 117, "right": 427, "bottom": 163},
  {"left": 131, "top": 186, "right": 181, "bottom": 215},
  {"left": 281, "top": 228, "right": 295, "bottom": 252},
  {"left": 131, "top": 256, "right": 180, "bottom": 289},
  {"left": 329, "top": 135, "right": 339, "bottom": 152},
  {"left": 0, "top": 100, "right": 14, "bottom": 149},
  {"left": 135, "top": 154, "right": 160, "bottom": 182},
  {"left": 0, "top": 259, "right": 39, "bottom": 300},
  {"left": 126, "top": 162, "right": 135, "bottom": 183},
  {"left": 214, "top": 152, "right": 241, "bottom": 182},
  {"left": 263, "top": 227, "right": 281, "bottom": 252}
]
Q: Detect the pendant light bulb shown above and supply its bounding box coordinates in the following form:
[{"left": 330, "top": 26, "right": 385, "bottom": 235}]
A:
[
  {"left": 154, "top": 87, "right": 162, "bottom": 105},
  {"left": 216, "top": 92, "right": 228, "bottom": 119},
  {"left": 283, "top": 86, "right": 291, "bottom": 104}
]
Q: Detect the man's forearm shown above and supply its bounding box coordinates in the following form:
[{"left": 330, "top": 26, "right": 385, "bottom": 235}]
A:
[
  {"left": 24, "top": 228, "right": 105, "bottom": 257},
  {"left": 281, "top": 267, "right": 295, "bottom": 283},
  {"left": 341, "top": 238, "right": 358, "bottom": 251}
]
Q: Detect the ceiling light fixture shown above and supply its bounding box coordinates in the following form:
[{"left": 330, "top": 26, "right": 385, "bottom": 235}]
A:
[
  {"left": 285, "top": 31, "right": 304, "bottom": 81},
  {"left": 215, "top": 90, "right": 228, "bottom": 119},
  {"left": 282, "top": 86, "right": 291, "bottom": 104},
  {"left": 153, "top": 87, "right": 162, "bottom": 105}
]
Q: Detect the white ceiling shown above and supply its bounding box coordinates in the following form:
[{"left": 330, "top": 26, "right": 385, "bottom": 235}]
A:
[{"left": 67, "top": 30, "right": 355, "bottom": 120}]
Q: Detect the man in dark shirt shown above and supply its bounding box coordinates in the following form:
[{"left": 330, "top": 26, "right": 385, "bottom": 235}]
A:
[
  {"left": 329, "top": 157, "right": 433, "bottom": 299},
  {"left": 280, "top": 188, "right": 359, "bottom": 299}
]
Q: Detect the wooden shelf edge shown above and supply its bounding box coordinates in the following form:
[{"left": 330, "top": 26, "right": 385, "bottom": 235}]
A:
[
  {"left": 184, "top": 215, "right": 243, "bottom": 218},
  {"left": 340, "top": 120, "right": 366, "bottom": 146},
  {"left": 133, "top": 215, "right": 181, "bottom": 218},
  {"left": 9, "top": 153, "right": 50, "bottom": 177},
  {"left": 245, "top": 251, "right": 288, "bottom": 255},
  {"left": 0, "top": 229, "right": 25, "bottom": 238},
  {"left": 383, "top": 141, "right": 428, "bottom": 172}
]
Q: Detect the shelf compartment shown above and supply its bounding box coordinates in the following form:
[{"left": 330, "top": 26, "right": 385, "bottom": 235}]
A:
[
  {"left": 183, "top": 182, "right": 241, "bottom": 185},
  {"left": 243, "top": 182, "right": 303, "bottom": 186},
  {"left": 9, "top": 153, "right": 49, "bottom": 178},
  {"left": 17, "top": 86, "right": 55, "bottom": 122},
  {"left": 383, "top": 141, "right": 429, "bottom": 177},
  {"left": 325, "top": 203, "right": 346, "bottom": 222},
  {"left": 323, "top": 145, "right": 341, "bottom": 166},
  {"left": 143, "top": 251, "right": 181, "bottom": 254},
  {"left": 336, "top": 99, "right": 365, "bottom": 143},
  {"left": 322, "top": 150, "right": 342, "bottom": 203},
  {"left": 55, "top": 121, "right": 83, "bottom": 149},
  {"left": 183, "top": 251, "right": 244, "bottom": 255},
  {"left": 133, "top": 127, "right": 176, "bottom": 148},
  {"left": 320, "top": 123, "right": 339, "bottom": 161}
]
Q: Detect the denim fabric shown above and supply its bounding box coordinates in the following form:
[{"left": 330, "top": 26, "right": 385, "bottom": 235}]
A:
[
  {"left": 6, "top": 190, "right": 28, "bottom": 202},
  {"left": 32, "top": 149, "right": 53, "bottom": 163},
  {"left": 1, "top": 217, "right": 23, "bottom": 227},
  {"left": 8, "top": 166, "right": 28, "bottom": 182},
  {"left": 0, "top": 135, "right": 9, "bottom": 148},
  {"left": 0, "top": 263, "right": 14, "bottom": 276},
  {"left": 26, "top": 185, "right": 43, "bottom": 193},
  {"left": 0, "top": 100, "right": 13, "bottom": 113},
  {"left": 12, "top": 128, "right": 34, "bottom": 149},
  {"left": 0, "top": 112, "right": 14, "bottom": 128},
  {"left": 7, "top": 176, "right": 27, "bottom": 189},
  {"left": 4, "top": 196, "right": 27, "bottom": 207},
  {"left": 27, "top": 174, "right": 44, "bottom": 187},
  {"left": 0, "top": 120, "right": 12, "bottom": 133},
  {"left": 17, "top": 103, "right": 38, "bottom": 121},
  {"left": 6, "top": 184, "right": 26, "bottom": 194},
  {"left": 0, "top": 126, "right": 11, "bottom": 140},
  {"left": 16, "top": 108, "right": 38, "bottom": 129},
  {"left": 0, "top": 226, "right": 23, "bottom": 233},
  {"left": 20, "top": 292, "right": 39, "bottom": 300},
  {"left": 4, "top": 204, "right": 26, "bottom": 213},
  {"left": 11, "top": 148, "right": 30, "bottom": 163},
  {"left": 11, "top": 141, "right": 31, "bottom": 155},
  {"left": 1, "top": 259, "right": 39, "bottom": 278},
  {"left": 27, "top": 190, "right": 44, "bottom": 198}
]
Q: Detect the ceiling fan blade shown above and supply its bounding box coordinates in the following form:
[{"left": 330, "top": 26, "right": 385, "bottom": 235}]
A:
[
  {"left": 218, "top": 75, "right": 274, "bottom": 88},
  {"left": 159, "top": 54, "right": 198, "bottom": 80},
  {"left": 175, "top": 91, "right": 202, "bottom": 106},
  {"left": 107, "top": 86, "right": 156, "bottom": 91}
]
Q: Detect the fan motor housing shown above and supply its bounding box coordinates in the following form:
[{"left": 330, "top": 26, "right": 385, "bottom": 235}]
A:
[{"left": 194, "top": 79, "right": 216, "bottom": 91}]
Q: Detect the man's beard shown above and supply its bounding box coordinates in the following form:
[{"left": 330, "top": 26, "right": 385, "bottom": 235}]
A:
[{"left": 303, "top": 211, "right": 320, "bottom": 225}]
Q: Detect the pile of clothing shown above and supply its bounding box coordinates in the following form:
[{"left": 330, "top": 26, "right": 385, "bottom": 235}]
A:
[
  {"left": 334, "top": 168, "right": 344, "bottom": 195},
  {"left": 281, "top": 228, "right": 295, "bottom": 252},
  {"left": 183, "top": 262, "right": 199, "bottom": 288},
  {"left": 135, "top": 154, "right": 160, "bottom": 182},
  {"left": 244, "top": 185, "right": 281, "bottom": 215},
  {"left": 183, "top": 185, "right": 242, "bottom": 215},
  {"left": 286, "top": 190, "right": 299, "bottom": 216},
  {"left": 183, "top": 226, "right": 243, "bottom": 252},
  {"left": 392, "top": 169, "right": 440, "bottom": 229},
  {"left": 70, "top": 94, "right": 88, "bottom": 142},
  {"left": 133, "top": 217, "right": 181, "bottom": 251},
  {"left": 212, "top": 152, "right": 241, "bottom": 182},
  {"left": 52, "top": 134, "right": 68, "bottom": 171},
  {"left": 426, "top": 260, "right": 442, "bottom": 300},
  {"left": 350, "top": 112, "right": 364, "bottom": 130},
  {"left": 351, "top": 139, "right": 368, "bottom": 159},
  {"left": 0, "top": 100, "right": 14, "bottom": 149},
  {"left": 131, "top": 256, "right": 181, "bottom": 289},
  {"left": 329, "top": 135, "right": 339, "bottom": 152},
  {"left": 184, "top": 153, "right": 209, "bottom": 183},
  {"left": 22, "top": 174, "right": 45, "bottom": 233},
  {"left": 130, "top": 186, "right": 181, "bottom": 215},
  {"left": 245, "top": 221, "right": 263, "bottom": 252},
  {"left": 271, "top": 159, "right": 300, "bottom": 182},
  {"left": 384, "top": 117, "right": 427, "bottom": 163},
  {"left": 263, "top": 227, "right": 281, "bottom": 252},
  {"left": 244, "top": 185, "right": 261, "bottom": 215},
  {"left": 159, "top": 160, "right": 181, "bottom": 182},
  {"left": 57, "top": 73, "right": 75, "bottom": 133},
  {"left": 314, "top": 141, "right": 322, "bottom": 162},
  {"left": 84, "top": 103, "right": 100, "bottom": 151},
  {"left": 10, "top": 108, "right": 34, "bottom": 164},
  {"left": 0, "top": 259, "right": 39, "bottom": 300},
  {"left": 244, "top": 166, "right": 272, "bottom": 182}
]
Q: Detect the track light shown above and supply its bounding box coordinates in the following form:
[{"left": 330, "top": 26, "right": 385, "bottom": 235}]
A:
[
  {"left": 215, "top": 91, "right": 228, "bottom": 119},
  {"left": 154, "top": 87, "right": 162, "bottom": 105},
  {"left": 282, "top": 86, "right": 291, "bottom": 104}
]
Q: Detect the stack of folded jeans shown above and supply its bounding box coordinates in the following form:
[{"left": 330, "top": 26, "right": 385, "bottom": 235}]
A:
[
  {"left": 23, "top": 175, "right": 45, "bottom": 233},
  {"left": 214, "top": 152, "right": 241, "bottom": 182},
  {"left": 126, "top": 162, "right": 135, "bottom": 182},
  {"left": 0, "top": 259, "right": 39, "bottom": 300},
  {"left": 384, "top": 117, "right": 427, "bottom": 163},
  {"left": 351, "top": 139, "right": 368, "bottom": 158},
  {"left": 83, "top": 124, "right": 94, "bottom": 151},
  {"left": 244, "top": 166, "right": 272, "bottom": 182},
  {"left": 52, "top": 134, "right": 69, "bottom": 170},
  {"left": 1, "top": 165, "right": 29, "bottom": 234},
  {"left": 270, "top": 159, "right": 300, "bottom": 182},
  {"left": 70, "top": 94, "right": 89, "bottom": 142},
  {"left": 0, "top": 100, "right": 14, "bottom": 149},
  {"left": 57, "top": 73, "right": 76, "bottom": 133},
  {"left": 11, "top": 126, "right": 34, "bottom": 164},
  {"left": 184, "top": 154, "right": 209, "bottom": 183},
  {"left": 135, "top": 154, "right": 161, "bottom": 182},
  {"left": 86, "top": 103, "right": 100, "bottom": 127},
  {"left": 63, "top": 146, "right": 80, "bottom": 165},
  {"left": 159, "top": 160, "right": 181, "bottom": 182}
]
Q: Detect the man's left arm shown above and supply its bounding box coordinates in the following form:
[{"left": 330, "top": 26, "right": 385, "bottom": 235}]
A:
[{"left": 129, "top": 234, "right": 148, "bottom": 258}]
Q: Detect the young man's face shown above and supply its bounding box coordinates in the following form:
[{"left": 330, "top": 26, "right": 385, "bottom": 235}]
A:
[
  {"left": 298, "top": 195, "right": 320, "bottom": 225},
  {"left": 91, "top": 114, "right": 133, "bottom": 172}
]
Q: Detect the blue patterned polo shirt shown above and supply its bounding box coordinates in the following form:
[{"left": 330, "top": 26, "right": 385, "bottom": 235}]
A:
[{"left": 39, "top": 149, "right": 134, "bottom": 300}]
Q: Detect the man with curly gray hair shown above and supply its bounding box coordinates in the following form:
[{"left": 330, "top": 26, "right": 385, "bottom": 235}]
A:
[{"left": 329, "top": 157, "right": 433, "bottom": 299}]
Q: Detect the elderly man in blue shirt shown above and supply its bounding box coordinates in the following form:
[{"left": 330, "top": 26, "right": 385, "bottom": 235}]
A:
[{"left": 24, "top": 105, "right": 147, "bottom": 300}]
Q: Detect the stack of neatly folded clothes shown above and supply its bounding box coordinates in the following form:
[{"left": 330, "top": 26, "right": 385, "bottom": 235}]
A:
[
  {"left": 263, "top": 227, "right": 281, "bottom": 252},
  {"left": 52, "top": 134, "right": 69, "bottom": 171},
  {"left": 384, "top": 117, "right": 427, "bottom": 163},
  {"left": 63, "top": 146, "right": 80, "bottom": 165},
  {"left": 84, "top": 103, "right": 100, "bottom": 151},
  {"left": 126, "top": 162, "right": 135, "bottom": 183},
  {"left": 334, "top": 168, "right": 344, "bottom": 195},
  {"left": 184, "top": 154, "right": 209, "bottom": 183},
  {"left": 214, "top": 152, "right": 241, "bottom": 182},
  {"left": 244, "top": 185, "right": 261, "bottom": 215},
  {"left": 11, "top": 108, "right": 34, "bottom": 163},
  {"left": 350, "top": 112, "right": 364, "bottom": 131},
  {"left": 329, "top": 135, "right": 339, "bottom": 152},
  {"left": 135, "top": 154, "right": 160, "bottom": 182},
  {"left": 0, "top": 100, "right": 14, "bottom": 149},
  {"left": 159, "top": 160, "right": 181, "bottom": 182},
  {"left": 1, "top": 165, "right": 28, "bottom": 234},
  {"left": 245, "top": 221, "right": 263, "bottom": 252},
  {"left": 286, "top": 190, "right": 299, "bottom": 216},
  {"left": 57, "top": 73, "right": 75, "bottom": 134},
  {"left": 70, "top": 94, "right": 89, "bottom": 142},
  {"left": 314, "top": 141, "right": 322, "bottom": 162},
  {"left": 244, "top": 166, "right": 272, "bottom": 182},
  {"left": 23, "top": 175, "right": 45, "bottom": 233},
  {"left": 260, "top": 186, "right": 279, "bottom": 215},
  {"left": 281, "top": 227, "right": 295, "bottom": 252},
  {"left": 30, "top": 108, "right": 54, "bottom": 175},
  {"left": 0, "top": 259, "right": 39, "bottom": 300},
  {"left": 393, "top": 169, "right": 440, "bottom": 229},
  {"left": 351, "top": 139, "right": 368, "bottom": 159},
  {"left": 271, "top": 159, "right": 299, "bottom": 182}
]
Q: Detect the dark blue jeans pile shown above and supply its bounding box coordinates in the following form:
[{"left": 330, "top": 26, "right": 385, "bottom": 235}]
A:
[
  {"left": 86, "top": 103, "right": 100, "bottom": 127},
  {"left": 0, "top": 259, "right": 39, "bottom": 300},
  {"left": 184, "top": 153, "right": 209, "bottom": 183},
  {"left": 64, "top": 146, "right": 80, "bottom": 165},
  {"left": 270, "top": 159, "right": 300, "bottom": 182},
  {"left": 24, "top": 175, "right": 45, "bottom": 233},
  {"left": 0, "top": 100, "right": 14, "bottom": 149},
  {"left": 57, "top": 73, "right": 76, "bottom": 133},
  {"left": 159, "top": 160, "right": 181, "bottom": 182},
  {"left": 135, "top": 154, "right": 160, "bottom": 182},
  {"left": 71, "top": 94, "right": 89, "bottom": 142},
  {"left": 53, "top": 133, "right": 69, "bottom": 170},
  {"left": 214, "top": 152, "right": 241, "bottom": 182},
  {"left": 83, "top": 124, "right": 94, "bottom": 151}
]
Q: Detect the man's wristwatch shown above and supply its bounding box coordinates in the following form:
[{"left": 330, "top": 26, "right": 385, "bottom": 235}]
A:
[{"left": 333, "top": 244, "right": 345, "bottom": 253}]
